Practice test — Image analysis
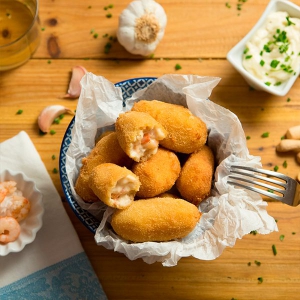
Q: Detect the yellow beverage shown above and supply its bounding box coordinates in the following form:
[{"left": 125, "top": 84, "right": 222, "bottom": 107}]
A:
[{"left": 0, "top": 0, "right": 40, "bottom": 70}]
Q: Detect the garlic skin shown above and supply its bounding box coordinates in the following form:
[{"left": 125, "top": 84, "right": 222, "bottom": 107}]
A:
[
  {"left": 38, "top": 105, "right": 74, "bottom": 133},
  {"left": 63, "top": 66, "right": 87, "bottom": 99},
  {"left": 117, "top": 0, "right": 167, "bottom": 56}
]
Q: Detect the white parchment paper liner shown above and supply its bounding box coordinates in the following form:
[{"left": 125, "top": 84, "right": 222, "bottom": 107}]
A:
[{"left": 66, "top": 73, "right": 278, "bottom": 267}]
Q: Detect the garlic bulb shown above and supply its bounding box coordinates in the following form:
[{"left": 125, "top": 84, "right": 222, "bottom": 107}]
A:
[{"left": 117, "top": 0, "right": 167, "bottom": 56}]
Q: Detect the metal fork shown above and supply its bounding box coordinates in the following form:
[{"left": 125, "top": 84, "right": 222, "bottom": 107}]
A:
[{"left": 228, "top": 165, "right": 300, "bottom": 206}]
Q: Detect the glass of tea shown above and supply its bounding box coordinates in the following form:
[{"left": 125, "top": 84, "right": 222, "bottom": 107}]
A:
[{"left": 0, "top": 0, "right": 41, "bottom": 71}]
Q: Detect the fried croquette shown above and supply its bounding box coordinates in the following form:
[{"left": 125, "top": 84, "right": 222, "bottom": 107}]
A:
[
  {"left": 111, "top": 197, "right": 201, "bottom": 242},
  {"left": 89, "top": 163, "right": 140, "bottom": 209},
  {"left": 115, "top": 111, "right": 167, "bottom": 162},
  {"left": 75, "top": 132, "right": 132, "bottom": 202},
  {"left": 132, "top": 147, "right": 181, "bottom": 198},
  {"left": 176, "top": 145, "right": 214, "bottom": 206},
  {"left": 132, "top": 100, "right": 207, "bottom": 154}
]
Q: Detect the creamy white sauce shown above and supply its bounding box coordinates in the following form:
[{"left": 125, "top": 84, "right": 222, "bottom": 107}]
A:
[{"left": 242, "top": 11, "right": 300, "bottom": 86}]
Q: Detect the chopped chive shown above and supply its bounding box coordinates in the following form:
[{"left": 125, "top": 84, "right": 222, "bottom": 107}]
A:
[
  {"left": 104, "top": 42, "right": 112, "bottom": 54},
  {"left": 248, "top": 262, "right": 251, "bottom": 266},
  {"left": 225, "top": 2, "right": 231, "bottom": 8},
  {"left": 286, "top": 16, "right": 295, "bottom": 26},
  {"left": 261, "top": 132, "right": 269, "bottom": 138},
  {"left": 258, "top": 277, "right": 263, "bottom": 284},
  {"left": 260, "top": 60, "right": 265, "bottom": 66},
  {"left": 246, "top": 135, "right": 251, "bottom": 140},
  {"left": 93, "top": 33, "right": 99, "bottom": 38},
  {"left": 53, "top": 118, "right": 60, "bottom": 124},
  {"left": 265, "top": 82, "right": 271, "bottom": 86},
  {"left": 272, "top": 244, "right": 277, "bottom": 255},
  {"left": 274, "top": 165, "right": 279, "bottom": 172},
  {"left": 292, "top": 232, "right": 296, "bottom": 235},
  {"left": 274, "top": 82, "right": 282, "bottom": 86},
  {"left": 283, "top": 160, "right": 287, "bottom": 168},
  {"left": 254, "top": 260, "right": 261, "bottom": 266},
  {"left": 50, "top": 129, "right": 56, "bottom": 135},
  {"left": 279, "top": 235, "right": 285, "bottom": 241},
  {"left": 287, "top": 97, "right": 291, "bottom": 102},
  {"left": 243, "top": 48, "right": 249, "bottom": 54},
  {"left": 245, "top": 55, "right": 252, "bottom": 59},
  {"left": 250, "top": 230, "right": 257, "bottom": 235},
  {"left": 106, "top": 13, "right": 112, "bottom": 18},
  {"left": 47, "top": 60, "right": 51, "bottom": 64},
  {"left": 52, "top": 168, "right": 58, "bottom": 174},
  {"left": 175, "top": 63, "right": 182, "bottom": 70},
  {"left": 52, "top": 155, "right": 56, "bottom": 160},
  {"left": 270, "top": 60, "right": 280, "bottom": 68},
  {"left": 16, "top": 109, "right": 23, "bottom": 115}
]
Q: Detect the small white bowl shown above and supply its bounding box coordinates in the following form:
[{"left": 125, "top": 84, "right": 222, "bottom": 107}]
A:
[
  {"left": 227, "top": 0, "right": 300, "bottom": 96},
  {"left": 0, "top": 170, "right": 44, "bottom": 256}
]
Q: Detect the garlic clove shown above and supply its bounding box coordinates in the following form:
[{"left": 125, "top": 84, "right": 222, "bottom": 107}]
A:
[
  {"left": 62, "top": 66, "right": 87, "bottom": 99},
  {"left": 38, "top": 105, "right": 74, "bottom": 133}
]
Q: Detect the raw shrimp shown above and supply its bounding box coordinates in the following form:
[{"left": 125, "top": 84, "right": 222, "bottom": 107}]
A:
[
  {"left": 0, "top": 216, "right": 21, "bottom": 244},
  {"left": 0, "top": 183, "right": 30, "bottom": 222}
]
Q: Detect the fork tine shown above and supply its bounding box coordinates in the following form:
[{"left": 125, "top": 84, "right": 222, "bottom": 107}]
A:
[
  {"left": 228, "top": 175, "right": 286, "bottom": 194},
  {"left": 229, "top": 169, "right": 288, "bottom": 189},
  {"left": 230, "top": 165, "right": 289, "bottom": 181},
  {"left": 227, "top": 180, "right": 283, "bottom": 201}
]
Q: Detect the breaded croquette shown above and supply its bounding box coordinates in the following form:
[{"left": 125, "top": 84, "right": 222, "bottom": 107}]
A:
[
  {"left": 132, "top": 147, "right": 181, "bottom": 198},
  {"left": 75, "top": 132, "right": 132, "bottom": 202},
  {"left": 89, "top": 163, "right": 140, "bottom": 209},
  {"left": 176, "top": 145, "right": 214, "bottom": 206},
  {"left": 115, "top": 111, "right": 167, "bottom": 162},
  {"left": 132, "top": 100, "right": 207, "bottom": 154},
  {"left": 111, "top": 197, "right": 201, "bottom": 242}
]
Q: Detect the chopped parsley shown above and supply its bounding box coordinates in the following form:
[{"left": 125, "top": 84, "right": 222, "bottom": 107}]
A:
[
  {"left": 245, "top": 55, "right": 252, "bottom": 59},
  {"left": 273, "top": 165, "right": 279, "bottom": 172},
  {"left": 225, "top": 2, "right": 231, "bottom": 8},
  {"left": 272, "top": 244, "right": 277, "bottom": 256},
  {"left": 50, "top": 129, "right": 56, "bottom": 135},
  {"left": 52, "top": 168, "right": 58, "bottom": 174},
  {"left": 279, "top": 235, "right": 285, "bottom": 241},
  {"left": 265, "top": 82, "right": 271, "bottom": 86},
  {"left": 258, "top": 277, "right": 263, "bottom": 284},
  {"left": 246, "top": 135, "right": 251, "bottom": 140},
  {"left": 287, "top": 97, "right": 291, "bottom": 102},
  {"left": 106, "top": 13, "right": 112, "bottom": 18},
  {"left": 260, "top": 60, "right": 265, "bottom": 66},
  {"left": 16, "top": 109, "right": 23, "bottom": 115},
  {"left": 52, "top": 154, "right": 56, "bottom": 160}
]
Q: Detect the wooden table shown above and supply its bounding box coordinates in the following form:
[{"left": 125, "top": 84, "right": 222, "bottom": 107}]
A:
[{"left": 1, "top": 0, "right": 300, "bottom": 299}]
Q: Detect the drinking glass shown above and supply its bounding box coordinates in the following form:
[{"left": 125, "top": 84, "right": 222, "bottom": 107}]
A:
[{"left": 0, "top": 0, "right": 41, "bottom": 71}]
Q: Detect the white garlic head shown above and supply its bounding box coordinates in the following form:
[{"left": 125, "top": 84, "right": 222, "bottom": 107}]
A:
[{"left": 117, "top": 0, "right": 167, "bottom": 56}]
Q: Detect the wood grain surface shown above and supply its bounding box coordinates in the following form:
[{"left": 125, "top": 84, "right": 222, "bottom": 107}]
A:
[{"left": 1, "top": 0, "right": 300, "bottom": 299}]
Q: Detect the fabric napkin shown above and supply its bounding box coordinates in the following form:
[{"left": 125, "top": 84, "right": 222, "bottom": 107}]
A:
[{"left": 0, "top": 131, "right": 107, "bottom": 299}]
